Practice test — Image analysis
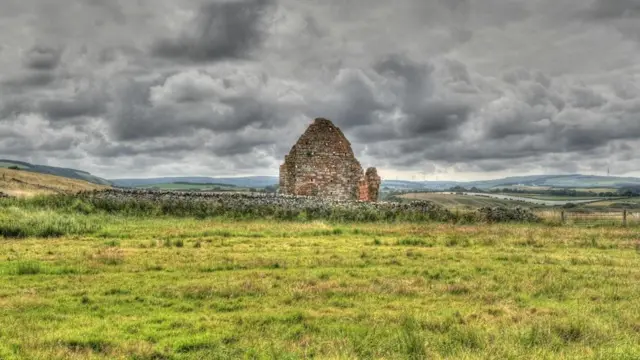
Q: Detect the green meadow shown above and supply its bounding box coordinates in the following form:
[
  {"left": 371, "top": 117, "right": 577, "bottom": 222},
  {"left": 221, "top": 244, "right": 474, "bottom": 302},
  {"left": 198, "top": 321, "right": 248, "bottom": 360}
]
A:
[{"left": 1, "top": 205, "right": 640, "bottom": 359}]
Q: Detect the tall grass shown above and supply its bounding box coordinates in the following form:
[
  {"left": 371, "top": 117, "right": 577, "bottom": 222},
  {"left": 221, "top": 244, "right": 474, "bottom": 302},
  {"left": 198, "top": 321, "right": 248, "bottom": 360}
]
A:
[
  {"left": 15, "top": 261, "right": 42, "bottom": 275},
  {"left": 0, "top": 207, "right": 101, "bottom": 238}
]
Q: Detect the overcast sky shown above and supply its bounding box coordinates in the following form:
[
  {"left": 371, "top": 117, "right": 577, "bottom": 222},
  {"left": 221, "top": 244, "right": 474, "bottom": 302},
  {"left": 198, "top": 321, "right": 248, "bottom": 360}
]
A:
[{"left": 1, "top": 0, "right": 639, "bottom": 180}]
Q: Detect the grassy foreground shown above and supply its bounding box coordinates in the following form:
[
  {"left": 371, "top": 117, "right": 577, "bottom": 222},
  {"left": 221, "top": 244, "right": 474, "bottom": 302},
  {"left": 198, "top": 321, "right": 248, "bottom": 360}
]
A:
[{"left": 1, "top": 212, "right": 640, "bottom": 359}]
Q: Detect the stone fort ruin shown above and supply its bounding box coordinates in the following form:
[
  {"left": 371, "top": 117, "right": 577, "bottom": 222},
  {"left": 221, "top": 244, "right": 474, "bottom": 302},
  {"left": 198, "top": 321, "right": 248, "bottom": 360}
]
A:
[{"left": 279, "top": 118, "right": 381, "bottom": 202}]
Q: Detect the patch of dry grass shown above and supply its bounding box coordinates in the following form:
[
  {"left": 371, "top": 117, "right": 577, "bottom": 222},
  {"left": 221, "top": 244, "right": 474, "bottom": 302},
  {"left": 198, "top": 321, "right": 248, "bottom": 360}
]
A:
[{"left": 0, "top": 168, "right": 108, "bottom": 197}]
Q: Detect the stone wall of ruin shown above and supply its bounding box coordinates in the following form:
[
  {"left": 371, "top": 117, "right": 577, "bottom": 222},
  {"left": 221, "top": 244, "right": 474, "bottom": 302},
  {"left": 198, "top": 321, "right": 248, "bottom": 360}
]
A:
[
  {"left": 365, "top": 167, "right": 381, "bottom": 202},
  {"left": 280, "top": 118, "right": 381, "bottom": 202}
]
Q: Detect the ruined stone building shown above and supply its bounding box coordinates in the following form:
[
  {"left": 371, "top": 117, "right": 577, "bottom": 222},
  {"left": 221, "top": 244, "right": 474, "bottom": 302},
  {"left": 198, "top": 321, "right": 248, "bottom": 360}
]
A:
[{"left": 279, "top": 118, "right": 381, "bottom": 202}]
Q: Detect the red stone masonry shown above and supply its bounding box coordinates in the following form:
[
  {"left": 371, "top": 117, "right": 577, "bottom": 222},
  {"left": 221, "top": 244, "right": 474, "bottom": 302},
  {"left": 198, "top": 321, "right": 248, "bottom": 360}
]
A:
[{"left": 279, "top": 118, "right": 381, "bottom": 202}]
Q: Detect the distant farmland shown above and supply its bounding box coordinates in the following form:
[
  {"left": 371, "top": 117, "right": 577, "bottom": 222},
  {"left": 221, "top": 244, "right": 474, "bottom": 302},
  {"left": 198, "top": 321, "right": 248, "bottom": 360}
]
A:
[
  {"left": 398, "top": 193, "right": 533, "bottom": 209},
  {"left": 134, "top": 182, "right": 248, "bottom": 192}
]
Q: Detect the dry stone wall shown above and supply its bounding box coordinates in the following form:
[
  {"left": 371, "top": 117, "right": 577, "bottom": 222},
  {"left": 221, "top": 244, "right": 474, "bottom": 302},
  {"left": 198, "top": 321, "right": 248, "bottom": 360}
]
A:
[{"left": 280, "top": 118, "right": 381, "bottom": 202}]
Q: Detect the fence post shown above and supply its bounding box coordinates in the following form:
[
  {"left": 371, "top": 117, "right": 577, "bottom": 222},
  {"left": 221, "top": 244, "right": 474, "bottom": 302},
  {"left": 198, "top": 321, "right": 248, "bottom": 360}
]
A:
[
  {"left": 623, "top": 210, "right": 627, "bottom": 227},
  {"left": 561, "top": 210, "right": 565, "bottom": 224}
]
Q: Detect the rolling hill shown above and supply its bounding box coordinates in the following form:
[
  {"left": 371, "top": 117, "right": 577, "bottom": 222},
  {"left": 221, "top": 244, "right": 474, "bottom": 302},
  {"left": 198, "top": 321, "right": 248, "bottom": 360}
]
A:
[
  {"left": 460, "top": 174, "right": 640, "bottom": 190},
  {"left": 0, "top": 167, "right": 109, "bottom": 197},
  {"left": 0, "top": 159, "right": 111, "bottom": 186},
  {"left": 3, "top": 157, "right": 638, "bottom": 193}
]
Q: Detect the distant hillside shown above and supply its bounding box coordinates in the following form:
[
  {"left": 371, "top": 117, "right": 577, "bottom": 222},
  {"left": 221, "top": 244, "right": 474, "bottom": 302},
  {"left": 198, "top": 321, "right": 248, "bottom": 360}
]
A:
[
  {"left": 111, "top": 176, "right": 279, "bottom": 188},
  {"left": 0, "top": 168, "right": 108, "bottom": 197},
  {"left": 0, "top": 159, "right": 111, "bottom": 186},
  {"left": 382, "top": 180, "right": 458, "bottom": 191},
  {"left": 382, "top": 174, "right": 640, "bottom": 191},
  {"left": 463, "top": 174, "right": 640, "bottom": 190}
]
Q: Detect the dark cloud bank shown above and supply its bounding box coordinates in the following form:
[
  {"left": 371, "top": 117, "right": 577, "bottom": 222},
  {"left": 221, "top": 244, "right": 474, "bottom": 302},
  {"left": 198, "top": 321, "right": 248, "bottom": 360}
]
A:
[{"left": 1, "top": 0, "right": 639, "bottom": 179}]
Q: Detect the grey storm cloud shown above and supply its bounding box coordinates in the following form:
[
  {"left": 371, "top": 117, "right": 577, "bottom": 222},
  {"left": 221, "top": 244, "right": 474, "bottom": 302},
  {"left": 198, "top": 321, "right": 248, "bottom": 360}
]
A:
[
  {"left": 38, "top": 93, "right": 108, "bottom": 121},
  {"left": 0, "top": 0, "right": 640, "bottom": 178},
  {"left": 23, "top": 45, "right": 62, "bottom": 70},
  {"left": 586, "top": 0, "right": 640, "bottom": 19},
  {"left": 151, "top": 0, "right": 275, "bottom": 62},
  {"left": 108, "top": 71, "right": 289, "bottom": 143},
  {"left": 580, "top": 0, "right": 640, "bottom": 42}
]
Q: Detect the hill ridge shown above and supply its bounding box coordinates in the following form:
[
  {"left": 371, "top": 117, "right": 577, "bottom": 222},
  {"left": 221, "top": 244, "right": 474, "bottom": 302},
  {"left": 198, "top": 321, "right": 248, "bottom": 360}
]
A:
[
  {"left": 0, "top": 168, "right": 108, "bottom": 197},
  {"left": 0, "top": 159, "right": 111, "bottom": 186}
]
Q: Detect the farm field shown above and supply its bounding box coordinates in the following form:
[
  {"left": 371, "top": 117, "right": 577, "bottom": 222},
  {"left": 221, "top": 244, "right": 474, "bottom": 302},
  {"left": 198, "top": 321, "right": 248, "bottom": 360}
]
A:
[
  {"left": 589, "top": 197, "right": 640, "bottom": 205},
  {"left": 1, "top": 204, "right": 640, "bottom": 359},
  {"left": 511, "top": 194, "right": 601, "bottom": 201},
  {"left": 584, "top": 198, "right": 640, "bottom": 210},
  {"left": 135, "top": 183, "right": 248, "bottom": 192},
  {"left": 398, "top": 192, "right": 634, "bottom": 211},
  {"left": 398, "top": 193, "right": 533, "bottom": 209}
]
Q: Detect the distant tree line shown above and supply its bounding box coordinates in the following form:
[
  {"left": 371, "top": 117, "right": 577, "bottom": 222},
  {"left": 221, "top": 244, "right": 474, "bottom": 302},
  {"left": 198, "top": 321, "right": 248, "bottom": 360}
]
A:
[{"left": 448, "top": 186, "right": 484, "bottom": 194}]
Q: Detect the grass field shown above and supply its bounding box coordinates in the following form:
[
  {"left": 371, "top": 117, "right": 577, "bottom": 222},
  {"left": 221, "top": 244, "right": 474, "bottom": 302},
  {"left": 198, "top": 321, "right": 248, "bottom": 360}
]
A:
[
  {"left": 397, "top": 193, "right": 639, "bottom": 214},
  {"left": 136, "top": 183, "right": 246, "bottom": 191},
  {"left": 399, "top": 193, "right": 534, "bottom": 209},
  {"left": 584, "top": 198, "right": 640, "bottom": 209},
  {"left": 513, "top": 195, "right": 601, "bottom": 201},
  {"left": 1, "top": 205, "right": 640, "bottom": 359},
  {"left": 0, "top": 168, "right": 108, "bottom": 197},
  {"left": 491, "top": 186, "right": 620, "bottom": 194}
]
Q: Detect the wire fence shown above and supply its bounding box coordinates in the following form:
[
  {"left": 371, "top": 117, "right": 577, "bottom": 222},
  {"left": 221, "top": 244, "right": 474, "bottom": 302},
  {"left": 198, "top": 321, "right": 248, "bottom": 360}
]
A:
[{"left": 537, "top": 210, "right": 640, "bottom": 227}]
